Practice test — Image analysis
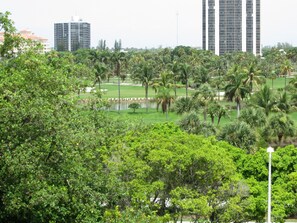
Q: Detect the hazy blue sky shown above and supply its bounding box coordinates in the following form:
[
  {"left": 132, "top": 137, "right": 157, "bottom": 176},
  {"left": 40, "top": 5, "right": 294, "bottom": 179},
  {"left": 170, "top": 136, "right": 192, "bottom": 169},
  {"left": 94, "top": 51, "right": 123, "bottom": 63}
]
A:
[{"left": 1, "top": 0, "right": 297, "bottom": 49}]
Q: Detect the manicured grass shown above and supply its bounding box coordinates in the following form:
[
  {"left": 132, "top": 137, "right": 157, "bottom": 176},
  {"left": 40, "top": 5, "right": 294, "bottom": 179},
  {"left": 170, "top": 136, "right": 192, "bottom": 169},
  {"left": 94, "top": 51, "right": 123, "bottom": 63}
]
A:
[
  {"left": 265, "top": 76, "right": 295, "bottom": 90},
  {"left": 106, "top": 108, "right": 182, "bottom": 124},
  {"left": 103, "top": 106, "right": 297, "bottom": 127},
  {"left": 100, "top": 83, "right": 194, "bottom": 99}
]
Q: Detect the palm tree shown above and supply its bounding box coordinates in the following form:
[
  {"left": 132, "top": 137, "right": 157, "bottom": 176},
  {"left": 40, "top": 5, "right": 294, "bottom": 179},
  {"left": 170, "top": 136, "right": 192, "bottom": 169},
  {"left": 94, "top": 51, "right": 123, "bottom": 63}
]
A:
[
  {"left": 207, "top": 101, "right": 228, "bottom": 125},
  {"left": 179, "top": 111, "right": 216, "bottom": 137},
  {"left": 274, "top": 91, "right": 291, "bottom": 114},
  {"left": 179, "top": 63, "right": 192, "bottom": 98},
  {"left": 111, "top": 40, "right": 126, "bottom": 112},
  {"left": 193, "top": 83, "right": 216, "bottom": 122},
  {"left": 168, "top": 61, "right": 181, "bottom": 98},
  {"left": 131, "top": 60, "right": 156, "bottom": 112},
  {"left": 218, "top": 121, "right": 257, "bottom": 153},
  {"left": 250, "top": 85, "right": 276, "bottom": 116},
  {"left": 155, "top": 87, "right": 174, "bottom": 119},
  {"left": 225, "top": 73, "right": 250, "bottom": 118},
  {"left": 93, "top": 63, "right": 108, "bottom": 89},
  {"left": 151, "top": 70, "right": 174, "bottom": 93},
  {"left": 239, "top": 107, "right": 266, "bottom": 127},
  {"left": 173, "top": 97, "right": 195, "bottom": 115},
  {"left": 281, "top": 59, "right": 293, "bottom": 90},
  {"left": 192, "top": 65, "right": 211, "bottom": 89},
  {"left": 243, "top": 61, "right": 264, "bottom": 92},
  {"left": 265, "top": 113, "right": 295, "bottom": 145}
]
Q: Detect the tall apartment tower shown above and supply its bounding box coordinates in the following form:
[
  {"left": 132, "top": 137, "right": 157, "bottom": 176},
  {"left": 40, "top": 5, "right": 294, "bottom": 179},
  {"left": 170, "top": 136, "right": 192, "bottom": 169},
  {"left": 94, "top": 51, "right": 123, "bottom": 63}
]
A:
[
  {"left": 202, "top": 0, "right": 260, "bottom": 55},
  {"left": 54, "top": 16, "right": 90, "bottom": 52}
]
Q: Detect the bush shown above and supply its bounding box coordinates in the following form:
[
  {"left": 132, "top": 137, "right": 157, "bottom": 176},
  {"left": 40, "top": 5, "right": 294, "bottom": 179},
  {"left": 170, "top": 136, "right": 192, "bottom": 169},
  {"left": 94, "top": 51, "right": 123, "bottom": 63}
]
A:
[{"left": 128, "top": 103, "right": 141, "bottom": 113}]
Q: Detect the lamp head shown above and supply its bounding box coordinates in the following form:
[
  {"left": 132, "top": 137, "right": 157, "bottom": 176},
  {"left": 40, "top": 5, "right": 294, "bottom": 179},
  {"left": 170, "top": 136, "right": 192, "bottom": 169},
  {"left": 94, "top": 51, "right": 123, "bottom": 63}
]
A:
[{"left": 267, "top": 146, "right": 274, "bottom": 153}]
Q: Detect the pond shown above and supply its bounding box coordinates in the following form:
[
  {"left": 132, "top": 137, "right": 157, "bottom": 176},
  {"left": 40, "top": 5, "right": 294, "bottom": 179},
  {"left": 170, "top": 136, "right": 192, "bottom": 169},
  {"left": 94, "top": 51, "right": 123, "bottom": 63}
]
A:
[{"left": 109, "top": 100, "right": 157, "bottom": 110}]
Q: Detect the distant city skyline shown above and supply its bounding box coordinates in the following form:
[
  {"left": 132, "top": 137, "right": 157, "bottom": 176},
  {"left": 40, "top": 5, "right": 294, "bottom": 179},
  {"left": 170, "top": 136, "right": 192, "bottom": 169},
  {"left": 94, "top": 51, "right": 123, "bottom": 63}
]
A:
[{"left": 1, "top": 0, "right": 297, "bottom": 49}]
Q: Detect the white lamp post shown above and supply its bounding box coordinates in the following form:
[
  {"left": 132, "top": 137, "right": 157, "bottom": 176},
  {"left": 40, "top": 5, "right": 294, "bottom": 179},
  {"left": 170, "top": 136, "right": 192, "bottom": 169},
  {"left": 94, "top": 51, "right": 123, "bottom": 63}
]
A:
[{"left": 267, "top": 146, "right": 274, "bottom": 223}]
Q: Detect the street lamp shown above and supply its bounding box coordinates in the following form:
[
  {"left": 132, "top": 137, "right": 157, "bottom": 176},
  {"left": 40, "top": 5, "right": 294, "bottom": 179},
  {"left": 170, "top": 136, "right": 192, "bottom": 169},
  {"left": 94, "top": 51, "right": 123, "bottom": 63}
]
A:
[{"left": 267, "top": 146, "right": 274, "bottom": 223}]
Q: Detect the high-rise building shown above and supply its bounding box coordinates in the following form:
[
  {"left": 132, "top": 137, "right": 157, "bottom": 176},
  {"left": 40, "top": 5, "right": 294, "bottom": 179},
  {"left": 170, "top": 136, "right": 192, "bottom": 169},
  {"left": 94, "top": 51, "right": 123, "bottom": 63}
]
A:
[
  {"left": 54, "top": 16, "right": 90, "bottom": 52},
  {"left": 202, "top": 0, "right": 260, "bottom": 55}
]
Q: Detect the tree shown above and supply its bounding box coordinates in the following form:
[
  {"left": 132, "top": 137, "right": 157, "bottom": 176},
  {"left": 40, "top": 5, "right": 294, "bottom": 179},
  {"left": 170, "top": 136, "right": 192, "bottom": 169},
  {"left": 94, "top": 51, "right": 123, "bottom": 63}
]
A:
[
  {"left": 151, "top": 70, "right": 174, "bottom": 93},
  {"left": 250, "top": 85, "right": 276, "bottom": 116},
  {"left": 93, "top": 62, "right": 108, "bottom": 88},
  {"left": 111, "top": 40, "right": 126, "bottom": 112},
  {"left": 131, "top": 59, "right": 156, "bottom": 112},
  {"left": 225, "top": 73, "right": 250, "bottom": 118},
  {"left": 193, "top": 83, "right": 216, "bottom": 122},
  {"left": 243, "top": 61, "right": 264, "bottom": 92},
  {"left": 0, "top": 49, "right": 110, "bottom": 222},
  {"left": 179, "top": 112, "right": 216, "bottom": 137},
  {"left": 128, "top": 102, "right": 141, "bottom": 113},
  {"left": 155, "top": 87, "right": 174, "bottom": 118},
  {"left": 239, "top": 107, "right": 266, "bottom": 127},
  {"left": 264, "top": 113, "right": 295, "bottom": 145},
  {"left": 207, "top": 101, "right": 228, "bottom": 125},
  {"left": 218, "top": 121, "right": 257, "bottom": 153},
  {"left": 173, "top": 97, "right": 196, "bottom": 115},
  {"left": 0, "top": 11, "right": 23, "bottom": 58},
  {"left": 109, "top": 123, "right": 248, "bottom": 222},
  {"left": 280, "top": 59, "right": 293, "bottom": 90},
  {"left": 273, "top": 91, "right": 291, "bottom": 114},
  {"left": 179, "top": 63, "right": 192, "bottom": 98}
]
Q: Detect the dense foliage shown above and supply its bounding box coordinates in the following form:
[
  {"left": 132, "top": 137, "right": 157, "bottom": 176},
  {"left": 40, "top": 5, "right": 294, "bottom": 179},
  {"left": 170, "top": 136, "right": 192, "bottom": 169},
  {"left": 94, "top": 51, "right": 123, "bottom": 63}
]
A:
[{"left": 1, "top": 12, "right": 297, "bottom": 222}]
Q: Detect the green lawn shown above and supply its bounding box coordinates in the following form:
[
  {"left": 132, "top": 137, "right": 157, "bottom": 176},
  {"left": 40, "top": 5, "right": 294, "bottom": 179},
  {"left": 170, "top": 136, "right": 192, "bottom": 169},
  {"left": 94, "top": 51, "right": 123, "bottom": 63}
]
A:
[
  {"left": 265, "top": 76, "right": 295, "bottom": 90},
  {"left": 106, "top": 108, "right": 182, "bottom": 124},
  {"left": 103, "top": 106, "right": 297, "bottom": 127},
  {"left": 100, "top": 83, "right": 194, "bottom": 99}
]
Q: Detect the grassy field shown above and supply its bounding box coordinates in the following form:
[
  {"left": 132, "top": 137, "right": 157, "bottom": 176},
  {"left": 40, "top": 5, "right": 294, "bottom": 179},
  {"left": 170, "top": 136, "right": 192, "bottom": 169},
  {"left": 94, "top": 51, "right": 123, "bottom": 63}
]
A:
[
  {"left": 99, "top": 83, "right": 194, "bottom": 99},
  {"left": 265, "top": 76, "right": 296, "bottom": 90},
  {"left": 106, "top": 108, "right": 181, "bottom": 124},
  {"left": 84, "top": 77, "right": 294, "bottom": 99}
]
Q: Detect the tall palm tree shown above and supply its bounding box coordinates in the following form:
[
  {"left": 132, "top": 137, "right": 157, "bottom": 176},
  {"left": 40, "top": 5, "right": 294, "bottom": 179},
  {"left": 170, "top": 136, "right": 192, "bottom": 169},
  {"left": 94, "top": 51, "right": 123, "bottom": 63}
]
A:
[
  {"left": 132, "top": 60, "right": 156, "bottom": 112},
  {"left": 243, "top": 62, "right": 264, "bottom": 92},
  {"left": 281, "top": 59, "right": 293, "bottom": 90},
  {"left": 151, "top": 70, "right": 174, "bottom": 93},
  {"left": 93, "top": 63, "right": 108, "bottom": 89},
  {"left": 179, "top": 63, "right": 192, "bottom": 98},
  {"left": 225, "top": 73, "right": 250, "bottom": 118},
  {"left": 168, "top": 61, "right": 181, "bottom": 98},
  {"left": 111, "top": 40, "right": 126, "bottom": 112},
  {"left": 193, "top": 83, "right": 215, "bottom": 122},
  {"left": 274, "top": 91, "right": 291, "bottom": 114}
]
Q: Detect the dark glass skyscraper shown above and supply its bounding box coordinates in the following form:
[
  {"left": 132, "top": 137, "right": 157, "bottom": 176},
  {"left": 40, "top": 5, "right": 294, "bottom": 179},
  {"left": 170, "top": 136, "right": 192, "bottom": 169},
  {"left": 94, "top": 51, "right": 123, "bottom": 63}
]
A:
[
  {"left": 202, "top": 0, "right": 260, "bottom": 55},
  {"left": 54, "top": 17, "right": 90, "bottom": 52}
]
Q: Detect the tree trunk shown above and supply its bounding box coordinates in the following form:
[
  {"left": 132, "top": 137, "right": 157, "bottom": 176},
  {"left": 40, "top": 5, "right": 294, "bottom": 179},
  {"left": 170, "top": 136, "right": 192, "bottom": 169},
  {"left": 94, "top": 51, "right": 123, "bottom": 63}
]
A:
[
  {"left": 118, "top": 75, "right": 121, "bottom": 113},
  {"left": 217, "top": 116, "right": 222, "bottom": 125},
  {"left": 211, "top": 115, "right": 214, "bottom": 124},
  {"left": 145, "top": 84, "right": 148, "bottom": 113},
  {"left": 203, "top": 109, "right": 207, "bottom": 122},
  {"left": 174, "top": 80, "right": 177, "bottom": 98},
  {"left": 237, "top": 102, "right": 240, "bottom": 118},
  {"left": 186, "top": 79, "right": 188, "bottom": 99}
]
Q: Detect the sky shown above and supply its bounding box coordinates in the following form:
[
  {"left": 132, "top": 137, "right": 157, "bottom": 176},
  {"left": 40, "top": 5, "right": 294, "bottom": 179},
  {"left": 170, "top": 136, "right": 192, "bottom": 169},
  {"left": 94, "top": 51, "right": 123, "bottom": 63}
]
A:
[{"left": 1, "top": 0, "right": 297, "bottom": 49}]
